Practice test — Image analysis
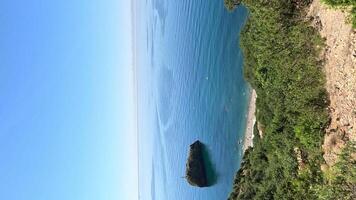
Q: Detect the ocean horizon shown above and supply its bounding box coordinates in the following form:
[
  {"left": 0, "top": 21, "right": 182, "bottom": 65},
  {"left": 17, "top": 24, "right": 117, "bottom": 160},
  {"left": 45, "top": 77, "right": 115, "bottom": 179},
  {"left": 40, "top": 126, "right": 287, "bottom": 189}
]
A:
[{"left": 136, "top": 0, "right": 250, "bottom": 199}]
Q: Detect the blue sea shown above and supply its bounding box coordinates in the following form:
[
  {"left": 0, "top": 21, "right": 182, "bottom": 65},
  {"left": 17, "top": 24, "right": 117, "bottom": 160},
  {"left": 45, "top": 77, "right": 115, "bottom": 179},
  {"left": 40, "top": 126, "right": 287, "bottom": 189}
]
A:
[{"left": 136, "top": 0, "right": 250, "bottom": 199}]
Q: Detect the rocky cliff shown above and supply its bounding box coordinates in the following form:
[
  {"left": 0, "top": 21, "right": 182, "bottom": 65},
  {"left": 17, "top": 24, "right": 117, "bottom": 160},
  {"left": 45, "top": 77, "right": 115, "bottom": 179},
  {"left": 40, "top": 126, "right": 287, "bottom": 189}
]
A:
[{"left": 308, "top": 0, "right": 356, "bottom": 167}]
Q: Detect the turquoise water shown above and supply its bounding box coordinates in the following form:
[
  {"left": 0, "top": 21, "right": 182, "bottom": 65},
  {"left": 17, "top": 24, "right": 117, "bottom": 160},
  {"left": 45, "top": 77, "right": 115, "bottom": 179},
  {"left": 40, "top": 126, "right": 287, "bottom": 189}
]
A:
[{"left": 136, "top": 0, "right": 250, "bottom": 199}]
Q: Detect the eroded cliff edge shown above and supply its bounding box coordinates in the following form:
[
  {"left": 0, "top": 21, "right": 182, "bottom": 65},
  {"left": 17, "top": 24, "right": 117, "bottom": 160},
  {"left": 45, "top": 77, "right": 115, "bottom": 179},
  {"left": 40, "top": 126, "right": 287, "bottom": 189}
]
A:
[{"left": 308, "top": 0, "right": 356, "bottom": 167}]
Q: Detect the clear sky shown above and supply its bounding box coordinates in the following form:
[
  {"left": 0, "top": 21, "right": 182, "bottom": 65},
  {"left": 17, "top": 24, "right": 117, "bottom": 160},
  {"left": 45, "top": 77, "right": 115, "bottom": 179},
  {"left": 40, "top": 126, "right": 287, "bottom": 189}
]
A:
[{"left": 0, "top": 0, "right": 137, "bottom": 199}]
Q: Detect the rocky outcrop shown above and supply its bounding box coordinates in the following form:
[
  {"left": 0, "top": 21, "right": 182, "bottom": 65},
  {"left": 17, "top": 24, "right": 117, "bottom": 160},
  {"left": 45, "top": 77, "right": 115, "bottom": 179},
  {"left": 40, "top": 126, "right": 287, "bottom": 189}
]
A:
[
  {"left": 185, "top": 140, "right": 208, "bottom": 187},
  {"left": 224, "top": 0, "right": 241, "bottom": 11},
  {"left": 308, "top": 0, "right": 356, "bottom": 167}
]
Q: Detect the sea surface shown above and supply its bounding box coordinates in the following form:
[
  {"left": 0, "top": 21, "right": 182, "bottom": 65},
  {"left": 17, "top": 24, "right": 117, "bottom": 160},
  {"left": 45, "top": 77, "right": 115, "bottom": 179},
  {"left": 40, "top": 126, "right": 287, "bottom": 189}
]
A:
[{"left": 136, "top": 0, "right": 250, "bottom": 199}]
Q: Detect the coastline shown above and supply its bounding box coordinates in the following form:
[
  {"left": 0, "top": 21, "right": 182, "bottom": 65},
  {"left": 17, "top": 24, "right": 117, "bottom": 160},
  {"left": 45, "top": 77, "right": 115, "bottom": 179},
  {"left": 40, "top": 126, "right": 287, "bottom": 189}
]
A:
[
  {"left": 242, "top": 88, "right": 256, "bottom": 153},
  {"left": 229, "top": 0, "right": 355, "bottom": 199}
]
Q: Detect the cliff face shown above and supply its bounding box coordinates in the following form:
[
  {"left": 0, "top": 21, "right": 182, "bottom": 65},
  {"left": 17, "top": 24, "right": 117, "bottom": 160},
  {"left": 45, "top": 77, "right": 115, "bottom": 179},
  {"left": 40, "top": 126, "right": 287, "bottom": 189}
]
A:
[
  {"left": 308, "top": 0, "right": 356, "bottom": 167},
  {"left": 185, "top": 140, "right": 208, "bottom": 187}
]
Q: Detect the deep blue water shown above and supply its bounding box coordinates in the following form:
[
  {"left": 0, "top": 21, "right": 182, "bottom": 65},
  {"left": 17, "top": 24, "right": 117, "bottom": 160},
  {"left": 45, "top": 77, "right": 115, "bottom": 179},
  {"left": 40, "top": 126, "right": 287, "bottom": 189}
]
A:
[{"left": 137, "top": 0, "right": 250, "bottom": 199}]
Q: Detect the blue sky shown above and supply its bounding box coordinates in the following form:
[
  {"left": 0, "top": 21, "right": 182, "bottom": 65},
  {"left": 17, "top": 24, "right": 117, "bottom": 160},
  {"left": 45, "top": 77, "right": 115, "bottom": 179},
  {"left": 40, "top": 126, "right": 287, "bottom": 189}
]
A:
[{"left": 0, "top": 0, "right": 137, "bottom": 199}]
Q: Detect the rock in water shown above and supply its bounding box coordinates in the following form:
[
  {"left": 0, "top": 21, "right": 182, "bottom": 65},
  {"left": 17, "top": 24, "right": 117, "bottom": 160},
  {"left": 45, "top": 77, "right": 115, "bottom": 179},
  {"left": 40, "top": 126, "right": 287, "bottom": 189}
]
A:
[{"left": 185, "top": 140, "right": 208, "bottom": 187}]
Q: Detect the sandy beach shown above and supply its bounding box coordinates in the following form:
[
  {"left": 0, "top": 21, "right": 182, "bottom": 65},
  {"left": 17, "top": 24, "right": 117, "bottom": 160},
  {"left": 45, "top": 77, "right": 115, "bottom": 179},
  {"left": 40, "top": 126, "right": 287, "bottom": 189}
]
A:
[{"left": 242, "top": 89, "right": 257, "bottom": 153}]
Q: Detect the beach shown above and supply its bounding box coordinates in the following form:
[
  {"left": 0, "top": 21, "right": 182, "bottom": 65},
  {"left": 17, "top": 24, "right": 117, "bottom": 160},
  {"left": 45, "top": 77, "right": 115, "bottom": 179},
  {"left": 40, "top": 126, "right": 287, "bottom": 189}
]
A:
[{"left": 242, "top": 89, "right": 256, "bottom": 153}]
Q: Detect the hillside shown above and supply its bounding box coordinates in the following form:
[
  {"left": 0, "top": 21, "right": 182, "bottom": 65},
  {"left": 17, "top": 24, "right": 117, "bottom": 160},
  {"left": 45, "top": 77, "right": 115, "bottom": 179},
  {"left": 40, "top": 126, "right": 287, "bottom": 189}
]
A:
[{"left": 226, "top": 0, "right": 356, "bottom": 199}]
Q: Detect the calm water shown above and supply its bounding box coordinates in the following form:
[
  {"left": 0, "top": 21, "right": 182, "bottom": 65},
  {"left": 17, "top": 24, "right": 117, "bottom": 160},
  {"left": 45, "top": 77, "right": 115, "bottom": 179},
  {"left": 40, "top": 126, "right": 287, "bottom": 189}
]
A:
[{"left": 136, "top": 0, "right": 250, "bottom": 199}]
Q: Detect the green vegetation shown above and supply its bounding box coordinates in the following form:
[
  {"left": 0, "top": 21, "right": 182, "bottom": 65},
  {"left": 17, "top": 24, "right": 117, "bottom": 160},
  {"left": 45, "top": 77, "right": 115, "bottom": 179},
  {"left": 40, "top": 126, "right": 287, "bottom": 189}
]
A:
[
  {"left": 313, "top": 142, "right": 356, "bottom": 199},
  {"left": 322, "top": 0, "right": 356, "bottom": 28},
  {"left": 224, "top": 0, "right": 241, "bottom": 11},
  {"left": 225, "top": 0, "right": 355, "bottom": 199}
]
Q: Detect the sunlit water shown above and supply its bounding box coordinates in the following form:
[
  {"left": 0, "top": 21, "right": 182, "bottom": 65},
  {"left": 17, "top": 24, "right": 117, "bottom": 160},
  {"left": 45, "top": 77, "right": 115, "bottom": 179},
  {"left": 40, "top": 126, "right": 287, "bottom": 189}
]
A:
[{"left": 137, "top": 0, "right": 250, "bottom": 199}]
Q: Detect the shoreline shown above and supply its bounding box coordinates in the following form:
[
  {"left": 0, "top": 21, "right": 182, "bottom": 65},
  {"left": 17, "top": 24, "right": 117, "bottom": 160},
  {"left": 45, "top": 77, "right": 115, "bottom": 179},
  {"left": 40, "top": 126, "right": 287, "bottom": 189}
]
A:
[{"left": 242, "top": 89, "right": 257, "bottom": 153}]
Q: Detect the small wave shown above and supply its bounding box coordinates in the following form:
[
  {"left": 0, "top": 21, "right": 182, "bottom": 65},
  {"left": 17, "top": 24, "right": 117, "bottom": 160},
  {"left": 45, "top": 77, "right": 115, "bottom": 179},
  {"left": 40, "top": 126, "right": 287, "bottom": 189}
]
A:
[
  {"left": 150, "top": 163, "right": 156, "bottom": 200},
  {"left": 155, "top": 66, "right": 176, "bottom": 127},
  {"left": 151, "top": 0, "right": 168, "bottom": 36},
  {"left": 153, "top": 107, "right": 169, "bottom": 199}
]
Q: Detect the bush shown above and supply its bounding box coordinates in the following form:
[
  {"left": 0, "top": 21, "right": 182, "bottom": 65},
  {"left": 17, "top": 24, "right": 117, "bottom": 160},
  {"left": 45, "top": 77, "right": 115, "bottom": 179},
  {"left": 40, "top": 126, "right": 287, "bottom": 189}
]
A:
[{"left": 322, "top": 0, "right": 356, "bottom": 28}]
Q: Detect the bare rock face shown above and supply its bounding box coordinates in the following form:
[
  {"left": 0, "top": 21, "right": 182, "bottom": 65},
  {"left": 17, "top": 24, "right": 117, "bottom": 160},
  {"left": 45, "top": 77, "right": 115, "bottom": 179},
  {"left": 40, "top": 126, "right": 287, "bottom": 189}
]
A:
[
  {"left": 185, "top": 140, "right": 208, "bottom": 187},
  {"left": 308, "top": 0, "right": 356, "bottom": 167}
]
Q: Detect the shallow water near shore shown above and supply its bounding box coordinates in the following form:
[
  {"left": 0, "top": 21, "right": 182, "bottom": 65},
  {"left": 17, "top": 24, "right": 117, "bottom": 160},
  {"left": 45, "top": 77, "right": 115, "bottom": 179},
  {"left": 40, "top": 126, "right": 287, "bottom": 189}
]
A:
[{"left": 136, "top": 0, "right": 250, "bottom": 199}]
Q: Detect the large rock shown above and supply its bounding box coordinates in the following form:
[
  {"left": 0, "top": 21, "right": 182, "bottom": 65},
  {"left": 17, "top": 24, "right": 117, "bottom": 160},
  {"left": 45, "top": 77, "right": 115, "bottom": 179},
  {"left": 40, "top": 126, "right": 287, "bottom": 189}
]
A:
[{"left": 185, "top": 140, "right": 208, "bottom": 187}]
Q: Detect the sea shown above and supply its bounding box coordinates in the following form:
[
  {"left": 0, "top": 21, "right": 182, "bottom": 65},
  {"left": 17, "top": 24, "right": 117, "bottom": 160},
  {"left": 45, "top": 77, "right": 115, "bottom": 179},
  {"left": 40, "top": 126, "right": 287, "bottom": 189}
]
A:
[{"left": 136, "top": 0, "right": 250, "bottom": 199}]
